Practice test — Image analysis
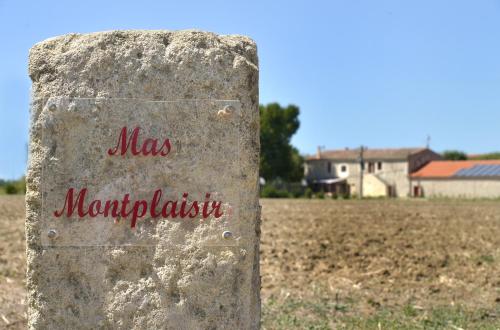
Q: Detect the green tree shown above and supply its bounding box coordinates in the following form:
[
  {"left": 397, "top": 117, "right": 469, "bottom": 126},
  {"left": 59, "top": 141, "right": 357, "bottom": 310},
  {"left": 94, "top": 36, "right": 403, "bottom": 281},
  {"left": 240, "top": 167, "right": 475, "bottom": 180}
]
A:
[
  {"left": 469, "top": 152, "right": 500, "bottom": 160},
  {"left": 442, "top": 150, "right": 467, "bottom": 160},
  {"left": 260, "top": 103, "right": 303, "bottom": 181},
  {"left": 0, "top": 176, "right": 26, "bottom": 195},
  {"left": 5, "top": 183, "right": 18, "bottom": 194},
  {"left": 288, "top": 146, "right": 304, "bottom": 182}
]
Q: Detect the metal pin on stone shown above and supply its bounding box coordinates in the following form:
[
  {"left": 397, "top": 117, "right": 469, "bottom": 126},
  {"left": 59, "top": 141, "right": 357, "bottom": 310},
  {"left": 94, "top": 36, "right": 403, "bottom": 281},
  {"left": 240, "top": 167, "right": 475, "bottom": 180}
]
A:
[
  {"left": 217, "top": 105, "right": 235, "bottom": 118},
  {"left": 47, "top": 229, "right": 58, "bottom": 239},
  {"left": 222, "top": 231, "right": 233, "bottom": 239}
]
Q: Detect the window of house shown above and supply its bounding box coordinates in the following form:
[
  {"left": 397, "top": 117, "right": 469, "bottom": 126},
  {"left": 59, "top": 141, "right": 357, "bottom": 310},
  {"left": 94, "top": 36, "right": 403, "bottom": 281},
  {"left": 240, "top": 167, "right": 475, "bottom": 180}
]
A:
[
  {"left": 341, "top": 165, "right": 347, "bottom": 172},
  {"left": 377, "top": 162, "right": 382, "bottom": 170},
  {"left": 327, "top": 162, "right": 332, "bottom": 173},
  {"left": 368, "top": 162, "right": 375, "bottom": 173}
]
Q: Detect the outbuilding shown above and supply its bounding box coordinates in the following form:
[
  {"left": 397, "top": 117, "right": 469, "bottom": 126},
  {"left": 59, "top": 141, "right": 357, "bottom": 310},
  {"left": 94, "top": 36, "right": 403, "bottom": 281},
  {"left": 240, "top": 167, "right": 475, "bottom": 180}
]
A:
[{"left": 410, "top": 160, "right": 500, "bottom": 198}]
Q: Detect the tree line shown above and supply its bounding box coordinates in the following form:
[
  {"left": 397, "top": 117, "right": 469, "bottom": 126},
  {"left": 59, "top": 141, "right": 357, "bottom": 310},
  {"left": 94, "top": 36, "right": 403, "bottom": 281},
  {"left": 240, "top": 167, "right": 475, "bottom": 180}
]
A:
[
  {"left": 442, "top": 150, "right": 500, "bottom": 160},
  {"left": 0, "top": 177, "right": 26, "bottom": 195}
]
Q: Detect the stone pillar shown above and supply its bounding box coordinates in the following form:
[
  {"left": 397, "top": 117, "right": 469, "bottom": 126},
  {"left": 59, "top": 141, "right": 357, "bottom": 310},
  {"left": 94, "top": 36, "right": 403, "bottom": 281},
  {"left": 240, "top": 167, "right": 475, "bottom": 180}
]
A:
[{"left": 26, "top": 30, "right": 260, "bottom": 329}]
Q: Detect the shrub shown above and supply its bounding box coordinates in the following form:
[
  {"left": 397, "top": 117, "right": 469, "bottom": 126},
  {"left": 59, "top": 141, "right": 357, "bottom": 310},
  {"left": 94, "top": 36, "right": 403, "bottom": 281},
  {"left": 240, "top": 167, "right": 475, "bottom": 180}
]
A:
[
  {"left": 260, "top": 185, "right": 291, "bottom": 198},
  {"left": 338, "top": 193, "right": 350, "bottom": 200},
  {"left": 17, "top": 176, "right": 26, "bottom": 194},
  {"left": 5, "top": 183, "right": 18, "bottom": 195},
  {"left": 286, "top": 183, "right": 305, "bottom": 198},
  {"left": 1, "top": 177, "right": 25, "bottom": 195},
  {"left": 304, "top": 188, "right": 313, "bottom": 199},
  {"left": 316, "top": 191, "right": 325, "bottom": 199}
]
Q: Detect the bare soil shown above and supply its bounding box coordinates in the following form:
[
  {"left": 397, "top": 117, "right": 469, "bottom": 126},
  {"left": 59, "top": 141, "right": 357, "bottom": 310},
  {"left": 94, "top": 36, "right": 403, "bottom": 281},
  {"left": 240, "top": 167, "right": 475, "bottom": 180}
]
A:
[
  {"left": 260, "top": 198, "right": 500, "bottom": 316},
  {"left": 1, "top": 196, "right": 499, "bottom": 328},
  {"left": 0, "top": 196, "right": 26, "bottom": 329}
]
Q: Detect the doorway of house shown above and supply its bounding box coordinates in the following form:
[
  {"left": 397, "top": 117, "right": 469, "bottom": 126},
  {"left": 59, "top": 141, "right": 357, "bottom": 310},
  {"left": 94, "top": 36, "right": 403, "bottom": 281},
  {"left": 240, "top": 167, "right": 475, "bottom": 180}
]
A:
[
  {"left": 413, "top": 185, "right": 423, "bottom": 197},
  {"left": 387, "top": 185, "right": 396, "bottom": 197}
]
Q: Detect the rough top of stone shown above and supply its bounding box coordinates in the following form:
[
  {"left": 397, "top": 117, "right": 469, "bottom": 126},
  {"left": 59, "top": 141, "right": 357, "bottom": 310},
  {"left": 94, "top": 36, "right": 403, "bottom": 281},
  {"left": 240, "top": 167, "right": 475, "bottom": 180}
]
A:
[{"left": 29, "top": 30, "right": 258, "bottom": 99}]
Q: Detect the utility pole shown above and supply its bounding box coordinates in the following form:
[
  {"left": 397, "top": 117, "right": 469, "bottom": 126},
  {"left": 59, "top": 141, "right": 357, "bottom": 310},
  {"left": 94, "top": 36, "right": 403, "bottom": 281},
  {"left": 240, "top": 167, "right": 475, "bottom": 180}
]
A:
[
  {"left": 408, "top": 150, "right": 413, "bottom": 197},
  {"left": 426, "top": 135, "right": 431, "bottom": 149},
  {"left": 358, "top": 145, "right": 364, "bottom": 199}
]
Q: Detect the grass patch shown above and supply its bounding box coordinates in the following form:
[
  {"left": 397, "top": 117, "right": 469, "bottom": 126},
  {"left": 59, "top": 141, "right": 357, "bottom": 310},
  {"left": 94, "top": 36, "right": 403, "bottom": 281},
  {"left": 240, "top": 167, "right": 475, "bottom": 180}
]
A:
[
  {"left": 262, "top": 296, "right": 500, "bottom": 330},
  {"left": 263, "top": 296, "right": 340, "bottom": 329},
  {"left": 477, "top": 254, "right": 495, "bottom": 265}
]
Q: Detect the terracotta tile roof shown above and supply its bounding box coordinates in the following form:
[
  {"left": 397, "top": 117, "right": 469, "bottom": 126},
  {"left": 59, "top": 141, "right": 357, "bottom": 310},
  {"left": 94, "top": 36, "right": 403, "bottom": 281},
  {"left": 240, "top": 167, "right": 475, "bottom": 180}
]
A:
[
  {"left": 306, "top": 148, "right": 426, "bottom": 161},
  {"left": 411, "top": 160, "right": 500, "bottom": 178}
]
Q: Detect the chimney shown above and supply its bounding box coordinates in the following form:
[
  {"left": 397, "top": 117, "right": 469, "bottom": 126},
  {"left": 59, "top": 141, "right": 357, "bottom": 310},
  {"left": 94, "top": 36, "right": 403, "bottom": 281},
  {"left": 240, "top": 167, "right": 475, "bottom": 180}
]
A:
[{"left": 317, "top": 146, "right": 322, "bottom": 159}]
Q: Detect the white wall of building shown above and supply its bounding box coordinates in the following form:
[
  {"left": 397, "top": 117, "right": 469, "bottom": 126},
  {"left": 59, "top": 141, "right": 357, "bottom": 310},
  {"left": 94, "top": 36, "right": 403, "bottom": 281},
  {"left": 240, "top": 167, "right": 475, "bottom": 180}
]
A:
[
  {"left": 414, "top": 179, "right": 500, "bottom": 198},
  {"left": 375, "top": 161, "right": 409, "bottom": 197},
  {"left": 305, "top": 160, "right": 359, "bottom": 180},
  {"left": 363, "top": 174, "right": 387, "bottom": 197},
  {"left": 305, "top": 159, "right": 411, "bottom": 197}
]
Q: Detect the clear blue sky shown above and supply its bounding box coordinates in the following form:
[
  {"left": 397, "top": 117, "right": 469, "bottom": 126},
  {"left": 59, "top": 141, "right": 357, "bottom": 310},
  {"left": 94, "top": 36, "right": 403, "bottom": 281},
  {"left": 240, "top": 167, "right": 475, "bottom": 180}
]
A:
[{"left": 1, "top": 0, "right": 500, "bottom": 179}]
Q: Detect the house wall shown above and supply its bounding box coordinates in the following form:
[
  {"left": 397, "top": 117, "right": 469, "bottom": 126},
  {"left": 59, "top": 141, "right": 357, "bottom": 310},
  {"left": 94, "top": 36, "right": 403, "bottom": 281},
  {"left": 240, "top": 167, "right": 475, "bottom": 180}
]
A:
[
  {"left": 305, "top": 159, "right": 409, "bottom": 197},
  {"left": 413, "top": 179, "right": 500, "bottom": 198},
  {"left": 363, "top": 174, "right": 387, "bottom": 197},
  {"left": 332, "top": 160, "right": 409, "bottom": 197},
  {"left": 373, "top": 161, "right": 409, "bottom": 197},
  {"left": 345, "top": 162, "right": 361, "bottom": 196},
  {"left": 304, "top": 159, "right": 326, "bottom": 180},
  {"left": 305, "top": 159, "right": 357, "bottom": 181},
  {"left": 305, "top": 150, "right": 440, "bottom": 198}
]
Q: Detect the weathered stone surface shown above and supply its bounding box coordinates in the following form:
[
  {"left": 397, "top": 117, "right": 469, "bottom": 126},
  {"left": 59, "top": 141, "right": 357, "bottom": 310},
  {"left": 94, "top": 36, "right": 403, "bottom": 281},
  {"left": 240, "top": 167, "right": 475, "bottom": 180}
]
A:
[{"left": 27, "top": 30, "right": 259, "bottom": 329}]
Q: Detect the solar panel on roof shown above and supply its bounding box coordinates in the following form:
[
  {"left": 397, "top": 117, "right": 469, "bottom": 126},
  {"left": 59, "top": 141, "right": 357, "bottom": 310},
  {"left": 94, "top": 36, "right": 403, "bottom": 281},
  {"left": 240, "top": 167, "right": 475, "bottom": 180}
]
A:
[{"left": 454, "top": 165, "right": 500, "bottom": 177}]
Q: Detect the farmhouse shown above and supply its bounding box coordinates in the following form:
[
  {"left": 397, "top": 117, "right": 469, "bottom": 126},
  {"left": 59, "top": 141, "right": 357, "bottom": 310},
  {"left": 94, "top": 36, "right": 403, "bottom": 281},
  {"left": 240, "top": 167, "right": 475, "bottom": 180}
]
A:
[
  {"left": 304, "top": 147, "right": 441, "bottom": 197},
  {"left": 410, "top": 160, "right": 500, "bottom": 198}
]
